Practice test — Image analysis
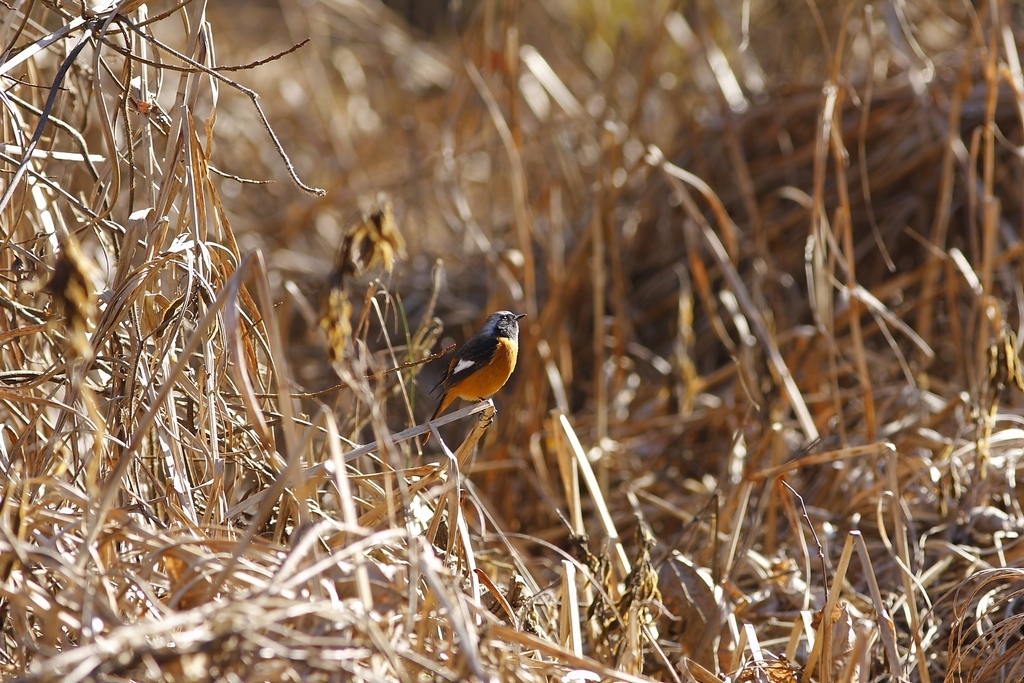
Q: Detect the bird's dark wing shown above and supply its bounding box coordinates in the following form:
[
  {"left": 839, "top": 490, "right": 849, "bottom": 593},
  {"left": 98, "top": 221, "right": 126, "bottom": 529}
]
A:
[{"left": 431, "top": 334, "right": 499, "bottom": 394}]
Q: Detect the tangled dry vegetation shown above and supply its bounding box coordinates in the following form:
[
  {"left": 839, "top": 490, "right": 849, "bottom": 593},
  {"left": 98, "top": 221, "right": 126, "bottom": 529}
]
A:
[{"left": 3, "top": 0, "right": 1024, "bottom": 681}]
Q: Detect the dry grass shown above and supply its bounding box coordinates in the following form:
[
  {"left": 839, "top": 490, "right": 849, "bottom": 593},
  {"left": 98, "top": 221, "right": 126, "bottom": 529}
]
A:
[{"left": 2, "top": 0, "right": 1024, "bottom": 681}]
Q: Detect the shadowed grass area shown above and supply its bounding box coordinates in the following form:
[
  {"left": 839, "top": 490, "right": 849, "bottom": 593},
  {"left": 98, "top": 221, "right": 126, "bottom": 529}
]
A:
[{"left": 1, "top": 1, "right": 1024, "bottom": 681}]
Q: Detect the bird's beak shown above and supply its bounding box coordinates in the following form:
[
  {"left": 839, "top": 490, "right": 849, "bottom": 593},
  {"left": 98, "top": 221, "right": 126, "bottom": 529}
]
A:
[{"left": 515, "top": 313, "right": 527, "bottom": 320}]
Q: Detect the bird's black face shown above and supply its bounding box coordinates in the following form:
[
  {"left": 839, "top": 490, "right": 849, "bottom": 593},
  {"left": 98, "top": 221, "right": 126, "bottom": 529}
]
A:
[{"left": 489, "top": 311, "right": 526, "bottom": 341}]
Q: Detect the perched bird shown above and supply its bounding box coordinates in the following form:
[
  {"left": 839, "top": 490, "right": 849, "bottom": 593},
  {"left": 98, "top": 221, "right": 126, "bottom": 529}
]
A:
[{"left": 427, "top": 311, "right": 526, "bottom": 437}]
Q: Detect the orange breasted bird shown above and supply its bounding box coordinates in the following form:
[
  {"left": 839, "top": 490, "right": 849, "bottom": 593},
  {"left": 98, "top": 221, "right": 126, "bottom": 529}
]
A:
[{"left": 428, "top": 311, "right": 526, "bottom": 432}]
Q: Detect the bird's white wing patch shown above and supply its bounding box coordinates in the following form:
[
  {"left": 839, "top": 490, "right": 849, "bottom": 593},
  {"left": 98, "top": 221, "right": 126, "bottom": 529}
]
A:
[{"left": 453, "top": 358, "right": 477, "bottom": 375}]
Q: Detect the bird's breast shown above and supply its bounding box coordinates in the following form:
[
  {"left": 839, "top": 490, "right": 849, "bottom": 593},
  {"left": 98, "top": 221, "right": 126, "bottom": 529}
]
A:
[{"left": 452, "top": 337, "right": 518, "bottom": 400}]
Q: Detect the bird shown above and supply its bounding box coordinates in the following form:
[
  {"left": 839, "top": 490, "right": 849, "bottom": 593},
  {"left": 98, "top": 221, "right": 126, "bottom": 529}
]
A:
[{"left": 426, "top": 311, "right": 526, "bottom": 440}]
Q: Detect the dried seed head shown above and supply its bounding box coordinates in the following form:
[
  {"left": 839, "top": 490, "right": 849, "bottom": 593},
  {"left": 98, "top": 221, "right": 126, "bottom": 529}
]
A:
[
  {"left": 318, "top": 194, "right": 405, "bottom": 375},
  {"left": 319, "top": 286, "right": 353, "bottom": 369},
  {"left": 347, "top": 194, "right": 406, "bottom": 275},
  {"left": 45, "top": 235, "right": 97, "bottom": 360}
]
